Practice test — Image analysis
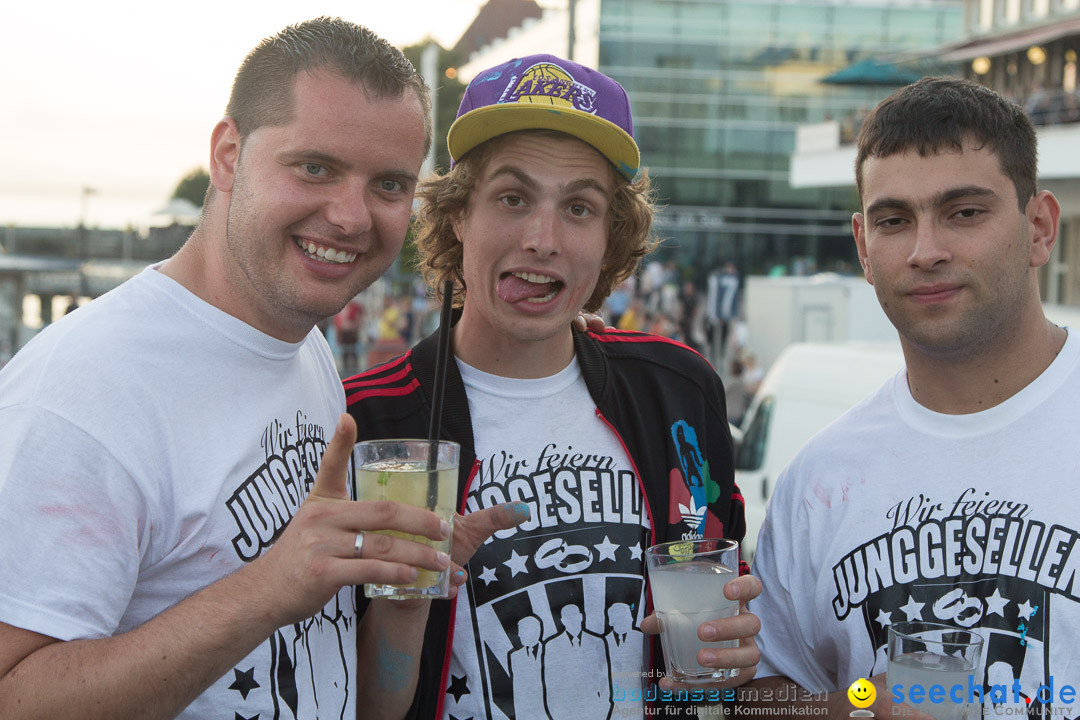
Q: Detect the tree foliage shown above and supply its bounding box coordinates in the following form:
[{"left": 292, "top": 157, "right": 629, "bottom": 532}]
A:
[{"left": 172, "top": 167, "right": 211, "bottom": 208}]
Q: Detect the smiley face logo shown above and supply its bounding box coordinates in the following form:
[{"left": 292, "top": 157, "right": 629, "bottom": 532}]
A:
[{"left": 847, "top": 678, "right": 876, "bottom": 708}]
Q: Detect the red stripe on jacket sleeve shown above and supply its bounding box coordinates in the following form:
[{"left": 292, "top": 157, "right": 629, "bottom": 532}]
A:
[
  {"left": 345, "top": 378, "right": 421, "bottom": 405},
  {"left": 342, "top": 360, "right": 412, "bottom": 391}
]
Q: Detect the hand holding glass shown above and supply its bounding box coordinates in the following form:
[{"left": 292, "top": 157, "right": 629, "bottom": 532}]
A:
[
  {"left": 354, "top": 439, "right": 458, "bottom": 599},
  {"left": 645, "top": 538, "right": 740, "bottom": 684}
]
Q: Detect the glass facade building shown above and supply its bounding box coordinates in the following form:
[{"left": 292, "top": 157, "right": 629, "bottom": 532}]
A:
[{"left": 596, "top": 0, "right": 964, "bottom": 278}]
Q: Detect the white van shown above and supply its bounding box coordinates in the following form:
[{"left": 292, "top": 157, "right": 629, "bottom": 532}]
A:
[{"left": 733, "top": 342, "right": 905, "bottom": 563}]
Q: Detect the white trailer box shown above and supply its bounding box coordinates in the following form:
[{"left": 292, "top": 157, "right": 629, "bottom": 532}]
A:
[{"left": 744, "top": 274, "right": 897, "bottom": 372}]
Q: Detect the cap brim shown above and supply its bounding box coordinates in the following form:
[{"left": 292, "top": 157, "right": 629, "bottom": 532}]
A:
[{"left": 448, "top": 104, "right": 640, "bottom": 180}]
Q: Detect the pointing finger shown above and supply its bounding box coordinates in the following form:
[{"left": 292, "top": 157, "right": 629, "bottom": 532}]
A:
[{"left": 310, "top": 414, "right": 356, "bottom": 500}]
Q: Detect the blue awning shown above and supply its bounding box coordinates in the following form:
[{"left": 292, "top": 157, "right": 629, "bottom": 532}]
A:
[{"left": 821, "top": 59, "right": 921, "bottom": 86}]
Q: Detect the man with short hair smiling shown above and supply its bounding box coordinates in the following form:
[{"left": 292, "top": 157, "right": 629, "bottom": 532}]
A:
[
  {"left": 346, "top": 54, "right": 762, "bottom": 719},
  {"left": 0, "top": 18, "right": 519, "bottom": 720},
  {"left": 745, "top": 78, "right": 1077, "bottom": 719}
]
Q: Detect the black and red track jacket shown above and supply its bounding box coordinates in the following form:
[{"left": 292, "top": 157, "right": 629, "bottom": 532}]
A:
[{"left": 344, "top": 325, "right": 747, "bottom": 719}]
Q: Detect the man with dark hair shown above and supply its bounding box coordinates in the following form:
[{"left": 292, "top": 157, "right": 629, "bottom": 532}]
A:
[
  {"left": 744, "top": 77, "right": 1072, "bottom": 719},
  {"left": 346, "top": 54, "right": 761, "bottom": 719},
  {"left": 0, "top": 17, "right": 518, "bottom": 719}
]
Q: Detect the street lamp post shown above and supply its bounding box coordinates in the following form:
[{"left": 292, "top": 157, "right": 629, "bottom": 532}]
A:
[
  {"left": 568, "top": 0, "right": 576, "bottom": 61},
  {"left": 79, "top": 186, "right": 97, "bottom": 230}
]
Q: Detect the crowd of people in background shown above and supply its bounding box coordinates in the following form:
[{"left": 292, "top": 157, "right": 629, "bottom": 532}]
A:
[
  {"left": 605, "top": 260, "right": 765, "bottom": 426},
  {"left": 323, "top": 278, "right": 442, "bottom": 376}
]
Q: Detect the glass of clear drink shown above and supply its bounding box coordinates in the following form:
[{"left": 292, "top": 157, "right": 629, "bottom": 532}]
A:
[
  {"left": 354, "top": 439, "right": 459, "bottom": 600},
  {"left": 886, "top": 621, "right": 984, "bottom": 720},
  {"left": 645, "top": 538, "right": 740, "bottom": 684}
]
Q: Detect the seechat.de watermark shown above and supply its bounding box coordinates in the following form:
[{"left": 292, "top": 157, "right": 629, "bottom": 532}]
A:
[{"left": 890, "top": 674, "right": 1077, "bottom": 715}]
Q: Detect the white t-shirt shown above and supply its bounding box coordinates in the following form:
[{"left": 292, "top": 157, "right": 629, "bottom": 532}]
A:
[
  {"left": 0, "top": 266, "right": 356, "bottom": 719},
  {"left": 443, "top": 357, "right": 651, "bottom": 720},
  {"left": 751, "top": 329, "right": 1080, "bottom": 719}
]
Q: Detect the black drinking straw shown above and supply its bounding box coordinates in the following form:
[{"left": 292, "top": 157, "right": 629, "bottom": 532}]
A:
[{"left": 426, "top": 280, "right": 455, "bottom": 510}]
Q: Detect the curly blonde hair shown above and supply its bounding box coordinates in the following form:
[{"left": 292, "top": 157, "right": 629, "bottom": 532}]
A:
[{"left": 413, "top": 131, "right": 659, "bottom": 313}]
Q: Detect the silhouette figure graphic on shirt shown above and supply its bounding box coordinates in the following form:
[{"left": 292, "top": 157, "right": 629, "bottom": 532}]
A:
[
  {"left": 508, "top": 615, "right": 545, "bottom": 718},
  {"left": 604, "top": 602, "right": 645, "bottom": 704},
  {"left": 543, "top": 604, "right": 612, "bottom": 720}
]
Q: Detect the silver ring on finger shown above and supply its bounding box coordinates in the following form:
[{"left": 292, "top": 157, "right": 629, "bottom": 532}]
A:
[{"left": 354, "top": 532, "right": 365, "bottom": 559}]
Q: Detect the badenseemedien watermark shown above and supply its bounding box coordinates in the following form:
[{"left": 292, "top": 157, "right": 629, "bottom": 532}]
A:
[{"left": 611, "top": 674, "right": 831, "bottom": 717}]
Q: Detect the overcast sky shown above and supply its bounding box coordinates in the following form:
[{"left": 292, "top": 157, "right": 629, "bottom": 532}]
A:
[{"left": 0, "top": 0, "right": 490, "bottom": 229}]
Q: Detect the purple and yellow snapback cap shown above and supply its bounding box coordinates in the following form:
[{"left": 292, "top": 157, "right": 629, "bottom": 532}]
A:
[{"left": 447, "top": 54, "right": 640, "bottom": 180}]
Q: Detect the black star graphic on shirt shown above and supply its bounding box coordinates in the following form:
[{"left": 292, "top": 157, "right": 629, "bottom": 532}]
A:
[
  {"left": 228, "top": 666, "right": 261, "bottom": 700},
  {"left": 448, "top": 715, "right": 473, "bottom": 720},
  {"left": 446, "top": 674, "right": 471, "bottom": 703},
  {"left": 234, "top": 714, "right": 259, "bottom": 720}
]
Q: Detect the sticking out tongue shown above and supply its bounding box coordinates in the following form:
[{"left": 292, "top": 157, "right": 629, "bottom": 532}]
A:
[{"left": 496, "top": 274, "right": 560, "bottom": 303}]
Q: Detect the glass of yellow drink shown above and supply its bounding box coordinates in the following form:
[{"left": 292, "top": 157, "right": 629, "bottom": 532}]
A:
[{"left": 354, "top": 439, "right": 459, "bottom": 599}]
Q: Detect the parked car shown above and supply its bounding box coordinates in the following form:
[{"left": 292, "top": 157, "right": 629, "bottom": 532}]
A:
[{"left": 733, "top": 342, "right": 905, "bottom": 563}]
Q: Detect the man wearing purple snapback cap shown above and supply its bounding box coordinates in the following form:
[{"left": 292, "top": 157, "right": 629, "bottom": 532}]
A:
[
  {"left": 346, "top": 54, "right": 762, "bottom": 719},
  {"left": 448, "top": 53, "right": 641, "bottom": 181}
]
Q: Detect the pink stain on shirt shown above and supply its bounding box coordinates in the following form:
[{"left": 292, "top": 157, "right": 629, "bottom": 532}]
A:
[{"left": 812, "top": 483, "right": 832, "bottom": 509}]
